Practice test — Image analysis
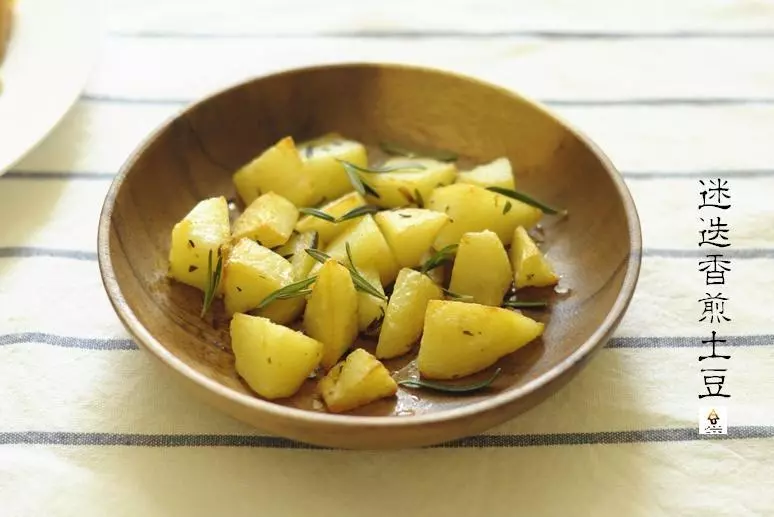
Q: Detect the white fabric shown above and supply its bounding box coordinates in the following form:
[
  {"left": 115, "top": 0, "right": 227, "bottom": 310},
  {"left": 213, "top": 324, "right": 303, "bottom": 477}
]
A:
[{"left": 2, "top": 0, "right": 773, "bottom": 515}]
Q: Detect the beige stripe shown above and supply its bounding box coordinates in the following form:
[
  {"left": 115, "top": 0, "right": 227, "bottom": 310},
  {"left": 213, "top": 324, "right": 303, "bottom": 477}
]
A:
[
  {"left": 0, "top": 181, "right": 110, "bottom": 250},
  {"left": 1, "top": 442, "right": 771, "bottom": 516},
  {"left": 0, "top": 344, "right": 767, "bottom": 434},
  {"left": 106, "top": 0, "right": 774, "bottom": 34},
  {"left": 88, "top": 37, "right": 774, "bottom": 103}
]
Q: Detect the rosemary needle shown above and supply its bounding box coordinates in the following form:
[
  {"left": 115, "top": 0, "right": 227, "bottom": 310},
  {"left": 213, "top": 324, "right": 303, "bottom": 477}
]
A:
[
  {"left": 254, "top": 276, "right": 318, "bottom": 310},
  {"left": 398, "top": 368, "right": 502, "bottom": 393},
  {"left": 200, "top": 248, "right": 223, "bottom": 318},
  {"left": 487, "top": 186, "right": 565, "bottom": 216},
  {"left": 419, "top": 244, "right": 458, "bottom": 274}
]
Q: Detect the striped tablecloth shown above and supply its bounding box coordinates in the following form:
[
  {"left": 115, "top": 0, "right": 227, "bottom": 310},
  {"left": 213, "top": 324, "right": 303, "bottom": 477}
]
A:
[{"left": 2, "top": 1, "right": 773, "bottom": 515}]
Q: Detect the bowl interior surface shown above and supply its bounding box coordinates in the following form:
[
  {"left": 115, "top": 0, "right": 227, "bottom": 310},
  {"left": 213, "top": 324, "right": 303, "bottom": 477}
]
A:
[{"left": 100, "top": 63, "right": 640, "bottom": 444}]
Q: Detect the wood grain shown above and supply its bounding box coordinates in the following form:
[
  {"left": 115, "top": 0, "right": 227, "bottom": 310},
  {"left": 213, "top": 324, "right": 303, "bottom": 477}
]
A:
[{"left": 98, "top": 63, "right": 641, "bottom": 449}]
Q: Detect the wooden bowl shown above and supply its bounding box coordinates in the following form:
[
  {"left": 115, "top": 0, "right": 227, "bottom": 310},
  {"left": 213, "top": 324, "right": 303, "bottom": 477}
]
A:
[{"left": 97, "top": 63, "right": 641, "bottom": 449}]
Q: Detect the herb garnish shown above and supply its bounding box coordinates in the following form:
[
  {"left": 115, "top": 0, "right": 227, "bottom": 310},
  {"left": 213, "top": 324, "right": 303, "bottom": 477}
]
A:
[
  {"left": 442, "top": 288, "right": 473, "bottom": 301},
  {"left": 345, "top": 242, "right": 387, "bottom": 301},
  {"left": 339, "top": 160, "right": 380, "bottom": 198},
  {"left": 298, "top": 207, "right": 335, "bottom": 222},
  {"left": 414, "top": 188, "right": 425, "bottom": 208},
  {"left": 299, "top": 205, "right": 380, "bottom": 224},
  {"left": 419, "top": 244, "right": 458, "bottom": 274},
  {"left": 200, "top": 248, "right": 223, "bottom": 317},
  {"left": 339, "top": 161, "right": 426, "bottom": 174},
  {"left": 398, "top": 187, "right": 415, "bottom": 204},
  {"left": 304, "top": 246, "right": 388, "bottom": 302},
  {"left": 487, "top": 186, "right": 565, "bottom": 216},
  {"left": 304, "top": 248, "right": 332, "bottom": 265},
  {"left": 398, "top": 368, "right": 502, "bottom": 393},
  {"left": 254, "top": 276, "right": 318, "bottom": 310},
  {"left": 502, "top": 300, "right": 548, "bottom": 310},
  {"left": 503, "top": 200, "right": 512, "bottom": 215},
  {"left": 379, "top": 141, "right": 458, "bottom": 162}
]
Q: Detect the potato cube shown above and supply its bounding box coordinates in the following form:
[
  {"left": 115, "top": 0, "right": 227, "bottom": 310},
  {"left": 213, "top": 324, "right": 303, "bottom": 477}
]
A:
[
  {"left": 374, "top": 208, "right": 450, "bottom": 268},
  {"left": 427, "top": 183, "right": 542, "bottom": 249},
  {"left": 274, "top": 231, "right": 319, "bottom": 280},
  {"left": 297, "top": 133, "right": 366, "bottom": 205},
  {"left": 255, "top": 231, "right": 320, "bottom": 325},
  {"left": 223, "top": 239, "right": 293, "bottom": 315},
  {"left": 231, "top": 314, "right": 323, "bottom": 399},
  {"left": 456, "top": 157, "right": 515, "bottom": 190},
  {"left": 418, "top": 300, "right": 544, "bottom": 379},
  {"left": 168, "top": 196, "right": 231, "bottom": 293},
  {"left": 304, "top": 260, "right": 359, "bottom": 369},
  {"left": 510, "top": 226, "right": 559, "bottom": 288},
  {"left": 449, "top": 230, "right": 512, "bottom": 306},
  {"left": 233, "top": 136, "right": 313, "bottom": 207},
  {"left": 363, "top": 157, "right": 457, "bottom": 209},
  {"left": 376, "top": 268, "right": 443, "bottom": 359},
  {"left": 356, "top": 267, "right": 387, "bottom": 332},
  {"left": 318, "top": 348, "right": 398, "bottom": 413},
  {"left": 325, "top": 214, "right": 400, "bottom": 285},
  {"left": 232, "top": 191, "right": 299, "bottom": 248},
  {"left": 295, "top": 191, "right": 367, "bottom": 245}
]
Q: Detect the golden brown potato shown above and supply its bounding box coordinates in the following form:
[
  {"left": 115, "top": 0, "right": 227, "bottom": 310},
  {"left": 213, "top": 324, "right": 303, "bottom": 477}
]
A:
[
  {"left": 318, "top": 348, "right": 397, "bottom": 413},
  {"left": 168, "top": 196, "right": 230, "bottom": 293},
  {"left": 233, "top": 136, "right": 313, "bottom": 207},
  {"left": 232, "top": 191, "right": 299, "bottom": 248},
  {"left": 510, "top": 226, "right": 559, "bottom": 288},
  {"left": 448, "top": 230, "right": 512, "bottom": 306},
  {"left": 304, "top": 260, "right": 359, "bottom": 369},
  {"left": 417, "top": 300, "right": 544, "bottom": 379},
  {"left": 376, "top": 268, "right": 442, "bottom": 360},
  {"left": 231, "top": 313, "right": 323, "bottom": 400},
  {"left": 427, "top": 183, "right": 542, "bottom": 249}
]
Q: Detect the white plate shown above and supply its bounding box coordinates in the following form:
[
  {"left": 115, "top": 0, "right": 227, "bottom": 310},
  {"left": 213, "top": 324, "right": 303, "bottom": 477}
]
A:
[{"left": 0, "top": 0, "right": 101, "bottom": 175}]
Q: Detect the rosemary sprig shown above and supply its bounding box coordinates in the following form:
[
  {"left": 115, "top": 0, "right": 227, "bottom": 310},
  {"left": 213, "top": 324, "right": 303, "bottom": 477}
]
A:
[
  {"left": 345, "top": 242, "right": 387, "bottom": 301},
  {"left": 344, "top": 241, "right": 357, "bottom": 267},
  {"left": 340, "top": 161, "right": 426, "bottom": 174},
  {"left": 303, "top": 246, "right": 388, "bottom": 302},
  {"left": 298, "top": 207, "right": 336, "bottom": 222},
  {"left": 200, "top": 248, "right": 223, "bottom": 317},
  {"left": 379, "top": 141, "right": 458, "bottom": 162},
  {"left": 414, "top": 188, "right": 425, "bottom": 208},
  {"left": 420, "top": 244, "right": 458, "bottom": 274},
  {"left": 336, "top": 205, "right": 380, "bottom": 222},
  {"left": 442, "top": 288, "right": 473, "bottom": 301},
  {"left": 339, "top": 160, "right": 380, "bottom": 198},
  {"left": 299, "top": 205, "right": 380, "bottom": 224},
  {"left": 502, "top": 300, "right": 549, "bottom": 310},
  {"left": 487, "top": 186, "right": 565, "bottom": 216},
  {"left": 254, "top": 276, "right": 318, "bottom": 310},
  {"left": 398, "top": 187, "right": 415, "bottom": 205},
  {"left": 305, "top": 248, "right": 332, "bottom": 265},
  {"left": 398, "top": 368, "right": 502, "bottom": 393}
]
